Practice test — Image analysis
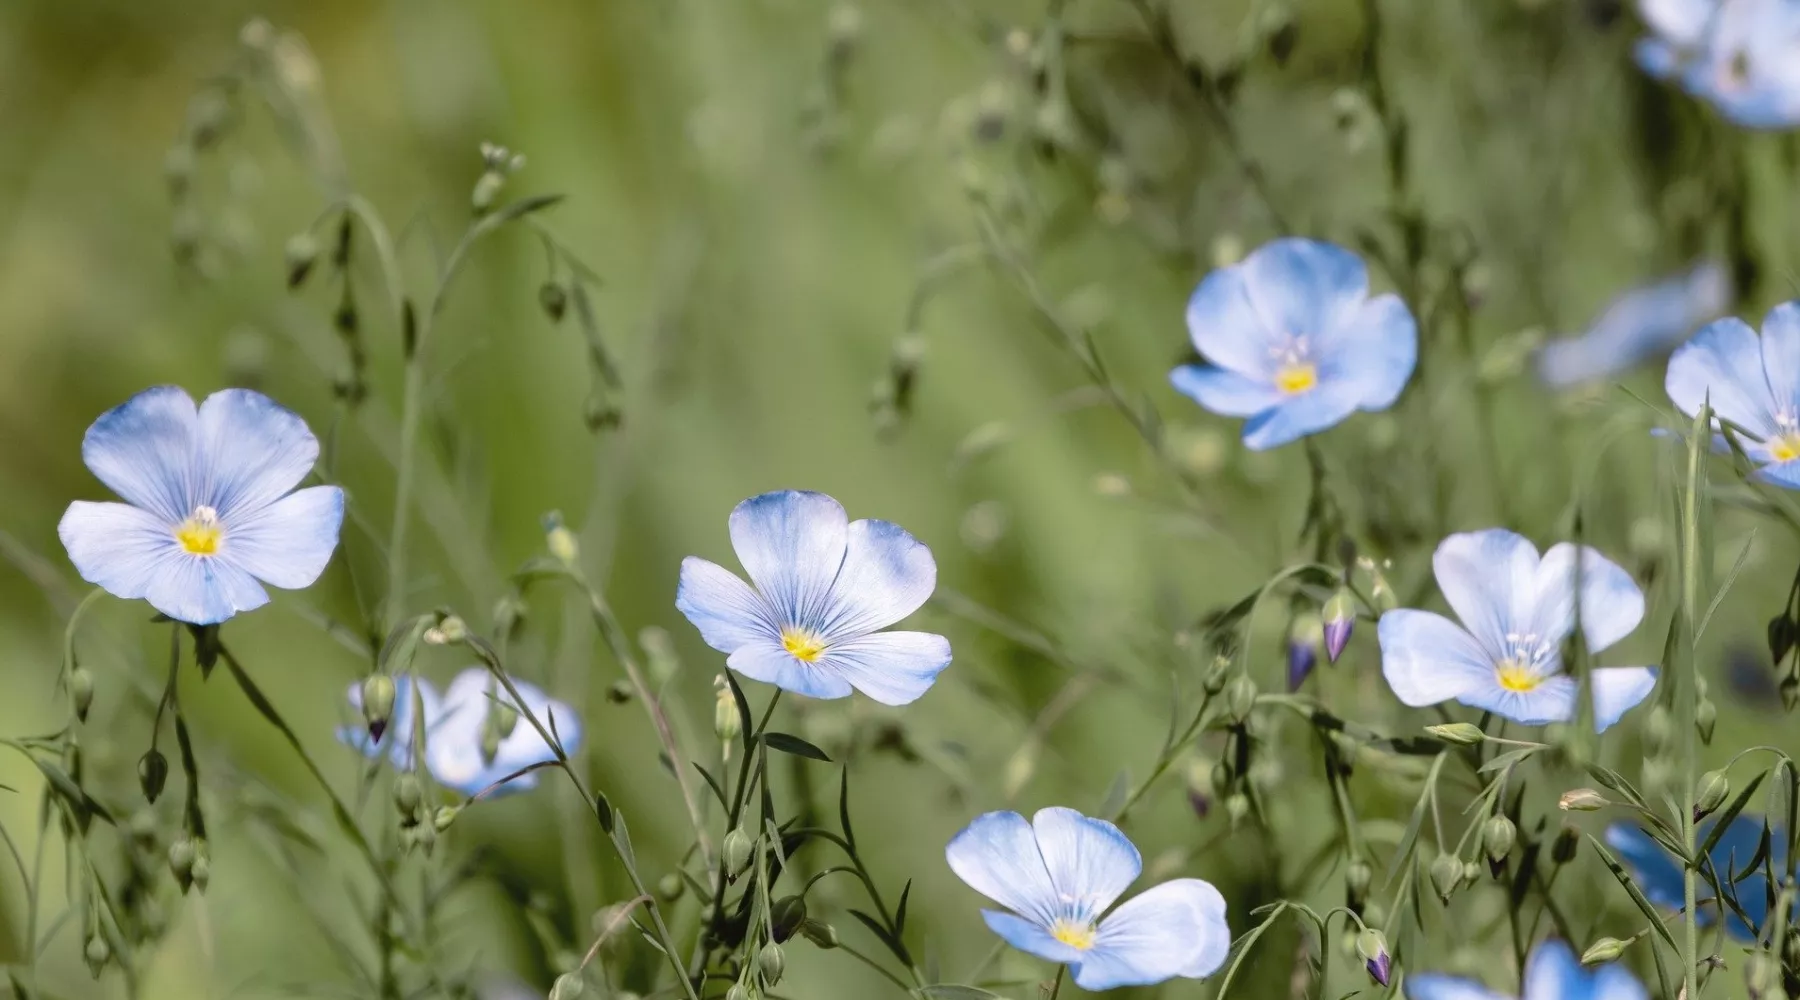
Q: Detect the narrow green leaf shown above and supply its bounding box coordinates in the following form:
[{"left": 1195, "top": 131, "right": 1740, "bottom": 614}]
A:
[
  {"left": 1700, "top": 771, "right": 1767, "bottom": 860},
  {"left": 1587, "top": 832, "right": 1679, "bottom": 951},
  {"left": 612, "top": 809, "right": 636, "bottom": 871},
  {"left": 895, "top": 878, "right": 913, "bottom": 939},
  {"left": 849, "top": 907, "right": 911, "bottom": 966},
  {"left": 693, "top": 763, "right": 728, "bottom": 809},
  {"left": 1477, "top": 747, "right": 1537, "bottom": 774},
  {"left": 913, "top": 987, "right": 1004, "bottom": 1000},
  {"left": 763, "top": 732, "right": 832, "bottom": 762},
  {"left": 838, "top": 766, "right": 857, "bottom": 856},
  {"left": 593, "top": 790, "right": 615, "bottom": 833}
]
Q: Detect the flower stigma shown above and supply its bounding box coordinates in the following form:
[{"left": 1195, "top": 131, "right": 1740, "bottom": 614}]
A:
[
  {"left": 1275, "top": 363, "right": 1318, "bottom": 395},
  {"left": 781, "top": 627, "right": 827, "bottom": 663},
  {"left": 175, "top": 505, "right": 225, "bottom": 556}
]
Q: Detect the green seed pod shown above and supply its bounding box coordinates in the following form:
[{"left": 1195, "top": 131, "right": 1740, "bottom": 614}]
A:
[
  {"left": 190, "top": 851, "right": 211, "bottom": 894},
  {"left": 1558, "top": 788, "right": 1608, "bottom": 812},
  {"left": 715, "top": 683, "right": 743, "bottom": 742},
  {"left": 1483, "top": 815, "right": 1517, "bottom": 865},
  {"left": 1425, "top": 722, "right": 1485, "bottom": 746},
  {"left": 1694, "top": 769, "right": 1730, "bottom": 819},
  {"left": 1696, "top": 697, "right": 1717, "bottom": 744},
  {"left": 1202, "top": 655, "right": 1232, "bottom": 695},
  {"left": 70, "top": 666, "right": 95, "bottom": 722},
  {"left": 138, "top": 748, "right": 169, "bottom": 804},
  {"left": 725, "top": 985, "right": 750, "bottom": 1000},
  {"left": 1459, "top": 859, "right": 1482, "bottom": 887},
  {"left": 1225, "top": 674, "right": 1258, "bottom": 723},
  {"left": 800, "top": 918, "right": 840, "bottom": 949},
  {"left": 394, "top": 773, "right": 423, "bottom": 817},
  {"left": 771, "top": 895, "right": 808, "bottom": 942},
  {"left": 168, "top": 837, "right": 196, "bottom": 890},
  {"left": 539, "top": 282, "right": 569, "bottom": 322},
  {"left": 758, "top": 941, "right": 785, "bottom": 986},
  {"left": 1643, "top": 704, "right": 1673, "bottom": 757},
  {"left": 657, "top": 872, "right": 685, "bottom": 902},
  {"left": 1429, "top": 852, "right": 1461, "bottom": 903},
  {"left": 490, "top": 700, "right": 519, "bottom": 740},
  {"left": 434, "top": 806, "right": 460, "bottom": 832},
  {"left": 361, "top": 674, "right": 396, "bottom": 742},
  {"left": 1581, "top": 937, "right": 1628, "bottom": 965},
  {"left": 1747, "top": 951, "right": 1780, "bottom": 997},
  {"left": 481, "top": 720, "right": 502, "bottom": 764},
  {"left": 84, "top": 935, "right": 110, "bottom": 977},
  {"left": 723, "top": 828, "right": 754, "bottom": 878}
]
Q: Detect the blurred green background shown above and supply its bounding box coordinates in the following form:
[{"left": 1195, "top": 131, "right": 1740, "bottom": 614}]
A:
[{"left": 3, "top": 1, "right": 1799, "bottom": 998}]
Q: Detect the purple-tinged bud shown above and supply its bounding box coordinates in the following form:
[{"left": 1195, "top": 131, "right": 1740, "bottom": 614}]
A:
[
  {"left": 1322, "top": 588, "right": 1355, "bottom": 663},
  {"left": 1287, "top": 614, "right": 1322, "bottom": 691},
  {"left": 361, "top": 674, "right": 396, "bottom": 744},
  {"left": 1356, "top": 927, "right": 1391, "bottom": 986},
  {"left": 1185, "top": 757, "right": 1214, "bottom": 820}
]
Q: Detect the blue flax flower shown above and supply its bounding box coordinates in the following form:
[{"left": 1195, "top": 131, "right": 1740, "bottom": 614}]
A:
[
  {"left": 945, "top": 807, "right": 1229, "bottom": 991},
  {"left": 1606, "top": 815, "right": 1786, "bottom": 939},
  {"left": 340, "top": 668, "right": 579, "bottom": 796},
  {"left": 1636, "top": 0, "right": 1800, "bottom": 129},
  {"left": 1408, "top": 939, "right": 1645, "bottom": 1000},
  {"left": 59, "top": 386, "right": 344, "bottom": 625},
  {"left": 1665, "top": 302, "right": 1800, "bottom": 488},
  {"left": 676, "top": 490, "right": 951, "bottom": 705},
  {"left": 1378, "top": 530, "right": 1656, "bottom": 733},
  {"left": 1536, "top": 262, "right": 1729, "bottom": 388},
  {"left": 1170, "top": 237, "right": 1417, "bottom": 450}
]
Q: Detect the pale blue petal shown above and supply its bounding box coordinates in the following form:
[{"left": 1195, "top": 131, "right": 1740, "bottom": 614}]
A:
[
  {"left": 1030, "top": 808, "right": 1141, "bottom": 917},
  {"left": 979, "top": 910, "right": 1085, "bottom": 965},
  {"left": 1240, "top": 384, "right": 1361, "bottom": 450},
  {"left": 1713, "top": 88, "right": 1800, "bottom": 129},
  {"left": 195, "top": 389, "right": 322, "bottom": 520},
  {"left": 341, "top": 676, "right": 441, "bottom": 769},
  {"left": 1239, "top": 238, "right": 1370, "bottom": 341},
  {"left": 818, "top": 631, "right": 950, "bottom": 706},
  {"left": 1589, "top": 965, "right": 1650, "bottom": 1000},
  {"left": 1605, "top": 823, "right": 1686, "bottom": 910},
  {"left": 728, "top": 491, "right": 849, "bottom": 627},
  {"left": 1523, "top": 940, "right": 1584, "bottom": 1000},
  {"left": 145, "top": 552, "right": 269, "bottom": 625},
  {"left": 1404, "top": 974, "right": 1511, "bottom": 1000},
  {"left": 1591, "top": 667, "right": 1658, "bottom": 732},
  {"left": 80, "top": 386, "right": 199, "bottom": 522},
  {"left": 1757, "top": 458, "right": 1800, "bottom": 489},
  {"left": 425, "top": 669, "right": 576, "bottom": 795},
  {"left": 1377, "top": 610, "right": 1496, "bottom": 708},
  {"left": 1761, "top": 301, "right": 1800, "bottom": 415},
  {"left": 1075, "top": 879, "right": 1230, "bottom": 990},
  {"left": 727, "top": 638, "right": 854, "bottom": 700},
  {"left": 1666, "top": 317, "right": 1780, "bottom": 437},
  {"left": 1536, "top": 263, "right": 1730, "bottom": 388},
  {"left": 677, "top": 556, "right": 781, "bottom": 652},
  {"left": 1635, "top": 37, "right": 1683, "bottom": 79},
  {"left": 946, "top": 811, "right": 1059, "bottom": 927},
  {"left": 222, "top": 485, "right": 343, "bottom": 589},
  {"left": 1317, "top": 293, "right": 1417, "bottom": 410},
  {"left": 1185, "top": 266, "right": 1279, "bottom": 379},
  {"left": 1432, "top": 529, "right": 1542, "bottom": 659},
  {"left": 1529, "top": 544, "right": 1646, "bottom": 653},
  {"left": 818, "top": 518, "right": 937, "bottom": 639},
  {"left": 59, "top": 501, "right": 184, "bottom": 605},
  {"left": 1642, "top": 0, "right": 1716, "bottom": 45},
  {"left": 1168, "top": 364, "right": 1283, "bottom": 417},
  {"left": 1458, "top": 673, "right": 1575, "bottom": 727}
]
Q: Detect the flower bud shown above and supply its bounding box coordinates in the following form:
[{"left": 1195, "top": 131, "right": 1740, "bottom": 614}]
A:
[
  {"left": 800, "top": 918, "right": 840, "bottom": 949},
  {"left": 771, "top": 895, "right": 808, "bottom": 942},
  {"left": 1747, "top": 951, "right": 1780, "bottom": 997},
  {"left": 84, "top": 935, "right": 110, "bottom": 977},
  {"left": 1355, "top": 927, "right": 1391, "bottom": 987},
  {"left": 1185, "top": 756, "right": 1214, "bottom": 820},
  {"left": 1483, "top": 815, "right": 1517, "bottom": 867},
  {"left": 657, "top": 872, "right": 685, "bottom": 901},
  {"left": 1362, "top": 902, "right": 1386, "bottom": 930},
  {"left": 606, "top": 680, "right": 633, "bottom": 704},
  {"left": 361, "top": 674, "right": 396, "bottom": 743},
  {"left": 1460, "top": 859, "right": 1482, "bottom": 887},
  {"left": 1426, "top": 722, "right": 1485, "bottom": 746},
  {"left": 1225, "top": 793, "right": 1250, "bottom": 828},
  {"left": 284, "top": 232, "right": 320, "bottom": 288},
  {"left": 1202, "top": 655, "right": 1233, "bottom": 695},
  {"left": 545, "top": 512, "right": 580, "bottom": 565},
  {"left": 1784, "top": 673, "right": 1800, "bottom": 713},
  {"left": 1358, "top": 557, "right": 1398, "bottom": 612},
  {"left": 1286, "top": 614, "right": 1321, "bottom": 691},
  {"left": 723, "top": 828, "right": 754, "bottom": 878},
  {"left": 758, "top": 941, "right": 785, "bottom": 986},
  {"left": 394, "top": 773, "right": 423, "bottom": 817},
  {"left": 169, "top": 837, "right": 197, "bottom": 890},
  {"left": 550, "top": 972, "right": 585, "bottom": 1000},
  {"left": 472, "top": 171, "right": 506, "bottom": 214},
  {"left": 68, "top": 665, "right": 94, "bottom": 722},
  {"left": 539, "top": 281, "right": 569, "bottom": 322},
  {"left": 1322, "top": 589, "right": 1355, "bottom": 663},
  {"left": 725, "top": 985, "right": 750, "bottom": 1000},
  {"left": 1429, "top": 853, "right": 1461, "bottom": 903},
  {"left": 715, "top": 682, "right": 743, "bottom": 742},
  {"left": 425, "top": 615, "right": 467, "bottom": 645},
  {"left": 1558, "top": 788, "right": 1608, "bottom": 812},
  {"left": 1345, "top": 858, "right": 1372, "bottom": 906},
  {"left": 1552, "top": 822, "right": 1580, "bottom": 864},
  {"left": 1225, "top": 674, "right": 1258, "bottom": 723},
  {"left": 1694, "top": 769, "right": 1729, "bottom": 820},
  {"left": 1643, "top": 704, "right": 1673, "bottom": 756},
  {"left": 434, "top": 805, "right": 460, "bottom": 832},
  {"left": 1696, "top": 697, "right": 1717, "bottom": 744},
  {"left": 489, "top": 699, "right": 520, "bottom": 740},
  {"left": 1581, "top": 937, "right": 1628, "bottom": 965},
  {"left": 190, "top": 846, "right": 212, "bottom": 893}
]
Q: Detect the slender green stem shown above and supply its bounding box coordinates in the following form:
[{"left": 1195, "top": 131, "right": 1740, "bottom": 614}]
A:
[
  {"left": 1048, "top": 965, "right": 1066, "bottom": 1000},
  {"left": 837, "top": 941, "right": 913, "bottom": 993}
]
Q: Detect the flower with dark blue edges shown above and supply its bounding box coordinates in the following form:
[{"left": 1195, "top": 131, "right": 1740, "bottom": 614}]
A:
[
  {"left": 59, "top": 386, "right": 345, "bottom": 625},
  {"left": 1636, "top": 0, "right": 1800, "bottom": 129},
  {"left": 1170, "top": 237, "right": 1417, "bottom": 451},
  {"left": 1536, "top": 262, "right": 1729, "bottom": 388},
  {"left": 340, "top": 669, "right": 579, "bottom": 796},
  {"left": 1407, "top": 938, "right": 1646, "bottom": 1000},
  {"left": 1606, "top": 815, "right": 1785, "bottom": 940},
  {"left": 1666, "top": 302, "right": 1800, "bottom": 488},
  {"left": 676, "top": 490, "right": 951, "bottom": 706},
  {"left": 1378, "top": 530, "right": 1656, "bottom": 733},
  {"left": 945, "top": 807, "right": 1230, "bottom": 991}
]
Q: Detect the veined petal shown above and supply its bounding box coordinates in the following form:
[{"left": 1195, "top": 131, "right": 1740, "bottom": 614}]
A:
[
  {"left": 1185, "top": 266, "right": 1279, "bottom": 379},
  {"left": 1240, "top": 384, "right": 1361, "bottom": 450},
  {"left": 145, "top": 552, "right": 269, "bottom": 625},
  {"left": 80, "top": 386, "right": 198, "bottom": 522},
  {"left": 1240, "top": 238, "right": 1370, "bottom": 342},
  {"left": 1030, "top": 808, "right": 1141, "bottom": 917},
  {"left": 59, "top": 501, "right": 183, "bottom": 603},
  {"left": 1318, "top": 292, "right": 1417, "bottom": 411},
  {"left": 1169, "top": 364, "right": 1283, "bottom": 417},
  {"left": 1403, "top": 974, "right": 1511, "bottom": 1000},
  {"left": 425, "top": 669, "right": 576, "bottom": 795},
  {"left": 223, "top": 485, "right": 344, "bottom": 589},
  {"left": 818, "top": 631, "right": 951, "bottom": 706},
  {"left": 677, "top": 556, "right": 780, "bottom": 652},
  {"left": 1075, "top": 879, "right": 1230, "bottom": 990},
  {"left": 979, "top": 910, "right": 1086, "bottom": 966},
  {"left": 196, "top": 389, "right": 322, "bottom": 520},
  {"left": 1377, "top": 609, "right": 1499, "bottom": 708},
  {"left": 1432, "top": 529, "right": 1542, "bottom": 658},
  {"left": 1590, "top": 667, "right": 1658, "bottom": 732},
  {"left": 1666, "top": 317, "right": 1780, "bottom": 437},
  {"left": 1457, "top": 673, "right": 1576, "bottom": 727},
  {"left": 818, "top": 518, "right": 938, "bottom": 639},
  {"left": 728, "top": 491, "right": 849, "bottom": 627},
  {"left": 945, "top": 811, "right": 1059, "bottom": 927},
  {"left": 1761, "top": 301, "right": 1800, "bottom": 416},
  {"left": 1756, "top": 458, "right": 1800, "bottom": 490},
  {"left": 1529, "top": 544, "right": 1646, "bottom": 653},
  {"left": 727, "top": 639, "right": 854, "bottom": 700}
]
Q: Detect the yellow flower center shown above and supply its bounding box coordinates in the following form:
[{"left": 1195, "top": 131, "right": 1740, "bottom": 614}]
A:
[
  {"left": 1051, "top": 919, "right": 1097, "bottom": 951},
  {"left": 1771, "top": 433, "right": 1800, "bottom": 463},
  {"left": 174, "top": 505, "right": 224, "bottom": 556},
  {"left": 1495, "top": 660, "right": 1542, "bottom": 693},
  {"left": 781, "top": 627, "right": 827, "bottom": 663},
  {"left": 1274, "top": 363, "right": 1318, "bottom": 395}
]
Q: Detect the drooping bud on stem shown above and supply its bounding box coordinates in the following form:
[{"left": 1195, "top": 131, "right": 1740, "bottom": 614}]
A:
[
  {"left": 1345, "top": 858, "right": 1373, "bottom": 908},
  {"left": 723, "top": 828, "right": 754, "bottom": 879},
  {"left": 771, "top": 895, "right": 808, "bottom": 942},
  {"left": 1426, "top": 722, "right": 1485, "bottom": 746},
  {"left": 758, "top": 941, "right": 786, "bottom": 986},
  {"left": 70, "top": 666, "right": 95, "bottom": 722},
  {"left": 1322, "top": 588, "right": 1356, "bottom": 663},
  {"left": 1695, "top": 697, "right": 1717, "bottom": 744},
  {"left": 715, "top": 678, "right": 743, "bottom": 744},
  {"left": 1286, "top": 613, "right": 1321, "bottom": 691},
  {"left": 1483, "top": 815, "right": 1517, "bottom": 876},
  {"left": 1224, "top": 674, "right": 1258, "bottom": 723},
  {"left": 138, "top": 749, "right": 169, "bottom": 804},
  {"left": 361, "top": 674, "right": 396, "bottom": 744},
  {"left": 1694, "top": 769, "right": 1730, "bottom": 821},
  {"left": 1355, "top": 927, "right": 1391, "bottom": 986},
  {"left": 284, "top": 232, "right": 320, "bottom": 288},
  {"left": 1429, "top": 853, "right": 1461, "bottom": 903}
]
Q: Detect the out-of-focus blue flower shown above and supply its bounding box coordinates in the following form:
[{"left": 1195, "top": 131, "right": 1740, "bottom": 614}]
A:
[
  {"left": 1407, "top": 939, "right": 1646, "bottom": 1000},
  {"left": 1378, "top": 530, "right": 1656, "bottom": 733},
  {"left": 945, "top": 807, "right": 1230, "bottom": 990},
  {"left": 1536, "top": 262, "right": 1729, "bottom": 388},
  {"left": 1636, "top": 0, "right": 1800, "bottom": 129},
  {"left": 676, "top": 490, "right": 951, "bottom": 706},
  {"left": 339, "top": 668, "right": 578, "bottom": 796},
  {"left": 1170, "top": 238, "right": 1417, "bottom": 451},
  {"left": 59, "top": 386, "right": 345, "bottom": 625},
  {"left": 1666, "top": 302, "right": 1800, "bottom": 488},
  {"left": 1606, "top": 815, "right": 1785, "bottom": 939}
]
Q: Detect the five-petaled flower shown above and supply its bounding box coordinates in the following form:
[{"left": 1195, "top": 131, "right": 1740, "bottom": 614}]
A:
[
  {"left": 1406, "top": 938, "right": 1646, "bottom": 1000},
  {"left": 1536, "top": 261, "right": 1728, "bottom": 388},
  {"left": 946, "top": 808, "right": 1229, "bottom": 991},
  {"left": 59, "top": 386, "right": 344, "bottom": 626},
  {"left": 341, "top": 668, "right": 579, "bottom": 797},
  {"left": 675, "top": 490, "right": 951, "bottom": 706},
  {"left": 1378, "top": 529, "right": 1656, "bottom": 733},
  {"left": 1170, "top": 237, "right": 1417, "bottom": 450},
  {"left": 1606, "top": 815, "right": 1789, "bottom": 941},
  {"left": 1635, "top": 0, "right": 1800, "bottom": 129},
  {"left": 1665, "top": 301, "right": 1800, "bottom": 488}
]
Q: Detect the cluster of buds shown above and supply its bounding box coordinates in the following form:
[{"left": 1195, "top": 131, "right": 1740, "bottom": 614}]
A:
[
  {"left": 472, "top": 141, "right": 527, "bottom": 214},
  {"left": 545, "top": 510, "right": 581, "bottom": 567},
  {"left": 168, "top": 835, "right": 211, "bottom": 895}
]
